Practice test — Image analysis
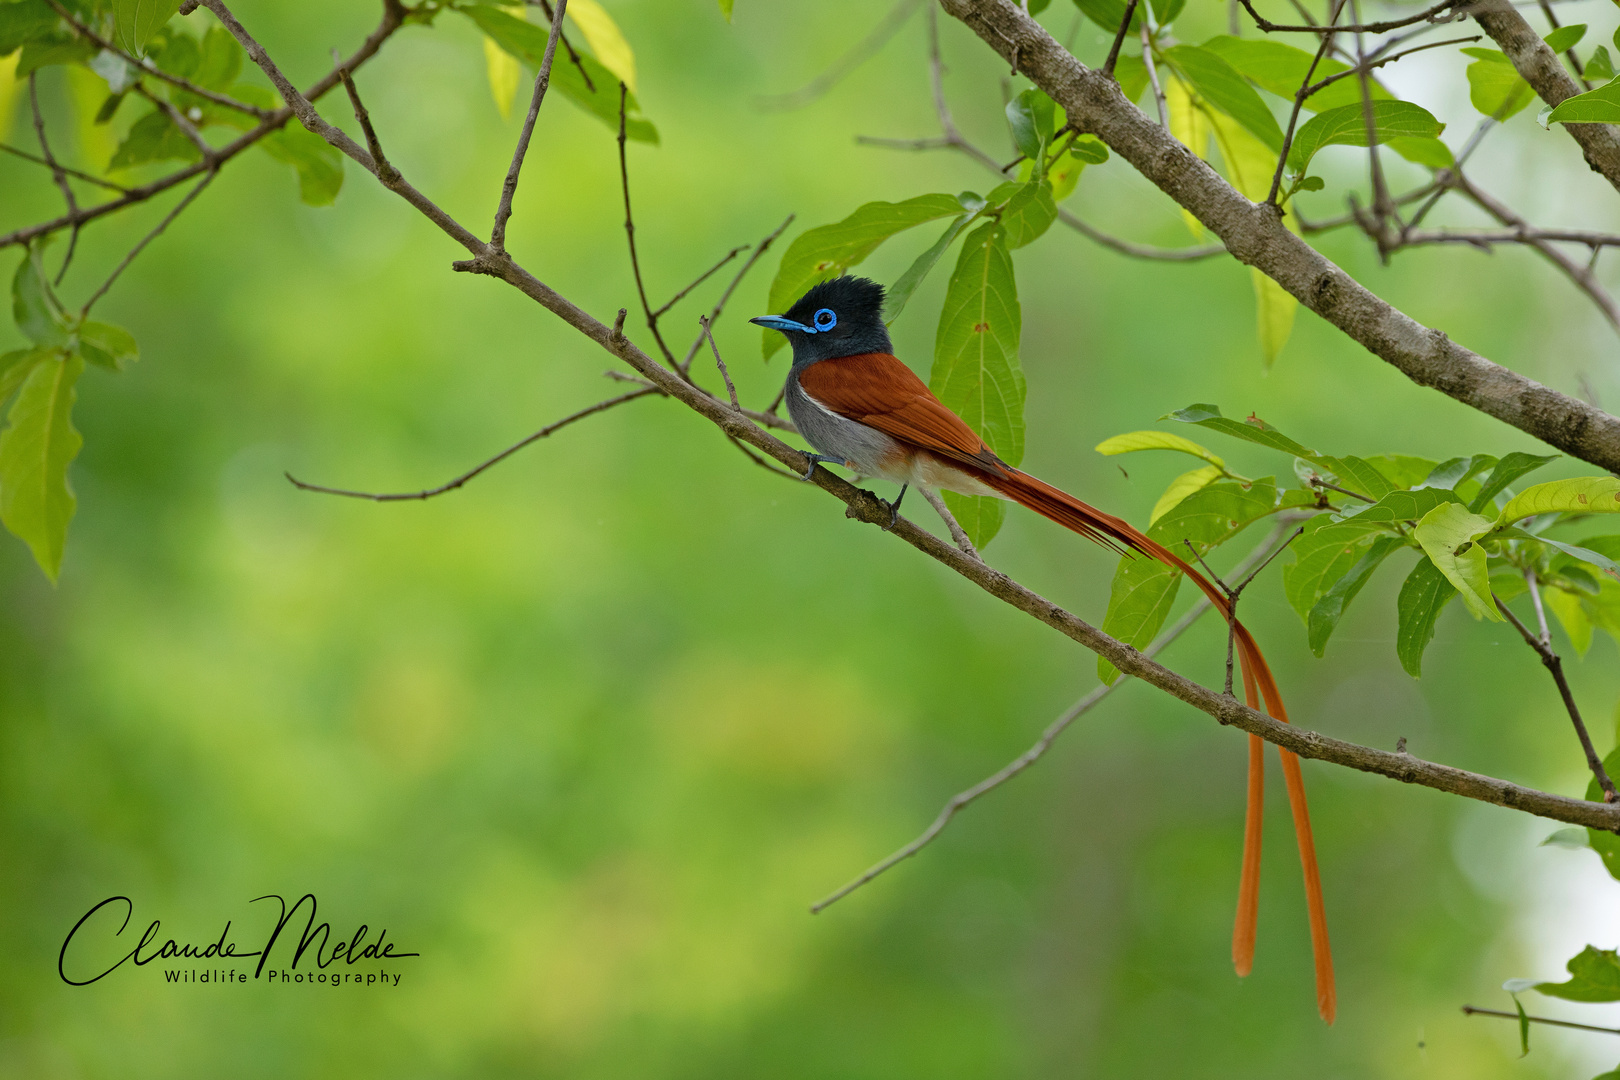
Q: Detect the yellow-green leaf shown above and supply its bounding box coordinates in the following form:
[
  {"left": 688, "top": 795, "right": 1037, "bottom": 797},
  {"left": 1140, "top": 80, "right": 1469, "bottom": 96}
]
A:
[
  {"left": 933, "top": 222, "right": 1023, "bottom": 550},
  {"left": 483, "top": 35, "right": 522, "bottom": 120},
  {"left": 566, "top": 0, "right": 636, "bottom": 95},
  {"left": 1094, "top": 429, "right": 1224, "bottom": 468},
  {"left": 1150, "top": 464, "right": 1222, "bottom": 525},
  {"left": 1545, "top": 585, "right": 1595, "bottom": 657},
  {"left": 717, "top": 0, "right": 734, "bottom": 22},
  {"left": 1498, "top": 476, "right": 1620, "bottom": 524},
  {"left": 0, "top": 351, "right": 83, "bottom": 581},
  {"left": 1413, "top": 501, "right": 1502, "bottom": 621},
  {"left": 113, "top": 0, "right": 182, "bottom": 57}
]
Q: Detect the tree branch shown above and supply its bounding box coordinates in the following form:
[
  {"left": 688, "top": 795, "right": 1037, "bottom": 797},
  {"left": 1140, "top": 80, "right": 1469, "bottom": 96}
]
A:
[
  {"left": 1471, "top": 0, "right": 1620, "bottom": 196},
  {"left": 287, "top": 388, "right": 660, "bottom": 501},
  {"left": 936, "top": 0, "right": 1620, "bottom": 475},
  {"left": 491, "top": 0, "right": 566, "bottom": 252},
  {"left": 218, "top": 0, "right": 1620, "bottom": 851}
]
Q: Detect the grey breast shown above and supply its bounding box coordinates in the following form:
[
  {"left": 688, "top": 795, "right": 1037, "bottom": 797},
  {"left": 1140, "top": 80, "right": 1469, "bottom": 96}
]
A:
[{"left": 785, "top": 369, "right": 907, "bottom": 479}]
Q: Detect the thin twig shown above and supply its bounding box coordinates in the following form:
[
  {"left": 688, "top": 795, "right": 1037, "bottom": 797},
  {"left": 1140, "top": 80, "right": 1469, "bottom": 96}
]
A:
[
  {"left": 811, "top": 520, "right": 1296, "bottom": 912},
  {"left": 29, "top": 74, "right": 80, "bottom": 283},
  {"left": 3, "top": 0, "right": 407, "bottom": 252},
  {"left": 44, "top": 0, "right": 274, "bottom": 119},
  {"left": 757, "top": 0, "right": 925, "bottom": 110},
  {"left": 679, "top": 214, "right": 795, "bottom": 372},
  {"left": 1349, "top": 0, "right": 1397, "bottom": 248},
  {"left": 1309, "top": 475, "right": 1377, "bottom": 502},
  {"left": 919, "top": 486, "right": 980, "bottom": 559},
  {"left": 1267, "top": 0, "right": 1344, "bottom": 205},
  {"left": 1303, "top": 35, "right": 1481, "bottom": 97},
  {"left": 0, "top": 142, "right": 131, "bottom": 193},
  {"left": 1140, "top": 17, "right": 1167, "bottom": 126},
  {"left": 700, "top": 316, "right": 740, "bottom": 411},
  {"left": 532, "top": 0, "right": 597, "bottom": 94},
  {"left": 136, "top": 84, "right": 214, "bottom": 159},
  {"left": 618, "top": 83, "right": 678, "bottom": 368},
  {"left": 287, "top": 389, "right": 660, "bottom": 501},
  {"left": 334, "top": 51, "right": 396, "bottom": 182},
  {"left": 79, "top": 169, "right": 217, "bottom": 318},
  {"left": 654, "top": 245, "right": 747, "bottom": 318},
  {"left": 1236, "top": 0, "right": 1460, "bottom": 34},
  {"left": 491, "top": 0, "right": 566, "bottom": 252},
  {"left": 1463, "top": 1005, "right": 1620, "bottom": 1035},
  {"left": 1496, "top": 590, "right": 1619, "bottom": 802},
  {"left": 1102, "top": 0, "right": 1140, "bottom": 78},
  {"left": 1535, "top": 0, "right": 1589, "bottom": 89}
]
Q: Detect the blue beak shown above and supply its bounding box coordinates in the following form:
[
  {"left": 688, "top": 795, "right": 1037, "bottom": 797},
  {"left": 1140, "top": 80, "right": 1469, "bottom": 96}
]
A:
[{"left": 750, "top": 314, "right": 816, "bottom": 334}]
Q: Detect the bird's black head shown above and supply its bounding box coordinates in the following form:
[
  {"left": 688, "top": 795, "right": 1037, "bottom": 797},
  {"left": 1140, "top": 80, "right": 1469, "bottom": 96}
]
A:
[{"left": 751, "top": 275, "right": 893, "bottom": 367}]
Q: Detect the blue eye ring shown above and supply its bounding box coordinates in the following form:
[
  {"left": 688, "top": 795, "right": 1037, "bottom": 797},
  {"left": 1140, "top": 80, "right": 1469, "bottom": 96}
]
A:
[{"left": 812, "top": 308, "right": 837, "bottom": 332}]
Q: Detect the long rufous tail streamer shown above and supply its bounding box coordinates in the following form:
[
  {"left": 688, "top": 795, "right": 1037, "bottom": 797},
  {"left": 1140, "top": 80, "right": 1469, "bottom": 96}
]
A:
[{"left": 982, "top": 466, "right": 1335, "bottom": 1023}]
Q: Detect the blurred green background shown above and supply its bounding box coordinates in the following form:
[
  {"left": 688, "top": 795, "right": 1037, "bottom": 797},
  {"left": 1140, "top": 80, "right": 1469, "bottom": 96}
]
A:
[{"left": 4, "top": 0, "right": 1620, "bottom": 1075}]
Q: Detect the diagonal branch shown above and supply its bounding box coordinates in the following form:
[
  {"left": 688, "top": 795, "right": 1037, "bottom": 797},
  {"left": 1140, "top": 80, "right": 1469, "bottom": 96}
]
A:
[
  {"left": 1471, "top": 0, "right": 1620, "bottom": 196},
  {"left": 936, "top": 0, "right": 1620, "bottom": 475},
  {"left": 225, "top": 0, "right": 1620, "bottom": 842},
  {"left": 80, "top": 169, "right": 217, "bottom": 318},
  {"left": 811, "top": 518, "right": 1300, "bottom": 913}
]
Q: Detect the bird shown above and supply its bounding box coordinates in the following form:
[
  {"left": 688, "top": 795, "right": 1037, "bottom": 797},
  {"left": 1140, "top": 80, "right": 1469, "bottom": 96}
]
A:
[{"left": 753, "top": 274, "right": 1335, "bottom": 1023}]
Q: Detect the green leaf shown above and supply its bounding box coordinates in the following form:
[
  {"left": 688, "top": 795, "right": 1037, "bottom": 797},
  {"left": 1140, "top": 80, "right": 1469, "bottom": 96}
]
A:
[
  {"left": 460, "top": 5, "right": 657, "bottom": 143},
  {"left": 1307, "top": 534, "right": 1400, "bottom": 655},
  {"left": 0, "top": 351, "right": 83, "bottom": 581},
  {"left": 1385, "top": 135, "right": 1454, "bottom": 170},
  {"left": 1097, "top": 557, "right": 1180, "bottom": 685},
  {"left": 12, "top": 251, "right": 69, "bottom": 347},
  {"left": 192, "top": 25, "right": 243, "bottom": 91},
  {"left": 1514, "top": 993, "right": 1530, "bottom": 1056},
  {"left": 0, "top": 0, "right": 60, "bottom": 58},
  {"left": 1413, "top": 502, "right": 1501, "bottom": 621},
  {"left": 1536, "top": 946, "right": 1620, "bottom": 1002},
  {"left": 1070, "top": 134, "right": 1110, "bottom": 163},
  {"left": 1286, "top": 100, "right": 1445, "bottom": 173},
  {"left": 113, "top": 0, "right": 182, "bottom": 56},
  {"left": 1548, "top": 75, "right": 1620, "bottom": 124},
  {"left": 17, "top": 34, "right": 94, "bottom": 77},
  {"left": 1499, "top": 477, "right": 1620, "bottom": 525},
  {"left": 0, "top": 347, "right": 51, "bottom": 406},
  {"left": 1336, "top": 486, "right": 1462, "bottom": 524},
  {"left": 259, "top": 125, "right": 344, "bottom": 207},
  {"left": 109, "top": 108, "right": 200, "bottom": 170},
  {"left": 77, "top": 321, "right": 138, "bottom": 371},
  {"left": 883, "top": 214, "right": 973, "bottom": 324},
  {"left": 1006, "top": 88, "right": 1055, "bottom": 165},
  {"left": 1469, "top": 452, "right": 1559, "bottom": 512},
  {"left": 1199, "top": 35, "right": 1392, "bottom": 113},
  {"left": 1589, "top": 46, "right": 1616, "bottom": 84},
  {"left": 1464, "top": 50, "right": 1536, "bottom": 120},
  {"left": 1363, "top": 453, "right": 1440, "bottom": 490},
  {"left": 1396, "top": 556, "right": 1456, "bottom": 676},
  {"left": 1545, "top": 584, "right": 1595, "bottom": 656},
  {"left": 1543, "top": 827, "right": 1590, "bottom": 848},
  {"left": 999, "top": 180, "right": 1057, "bottom": 249},
  {"left": 932, "top": 223, "right": 1023, "bottom": 549},
  {"left": 1283, "top": 515, "right": 1383, "bottom": 621},
  {"left": 1150, "top": 464, "right": 1222, "bottom": 525},
  {"left": 1587, "top": 745, "right": 1620, "bottom": 877},
  {"left": 1165, "top": 402, "right": 1313, "bottom": 457},
  {"left": 1163, "top": 44, "right": 1283, "bottom": 150},
  {"left": 1094, "top": 429, "right": 1225, "bottom": 467},
  {"left": 1498, "top": 527, "right": 1620, "bottom": 579},
  {"left": 1148, "top": 477, "right": 1295, "bottom": 549},
  {"left": 1294, "top": 175, "right": 1325, "bottom": 192},
  {"left": 717, "top": 0, "right": 734, "bottom": 21},
  {"left": 1070, "top": 0, "right": 1141, "bottom": 34},
  {"left": 763, "top": 193, "right": 965, "bottom": 358},
  {"left": 1545, "top": 23, "right": 1588, "bottom": 53}
]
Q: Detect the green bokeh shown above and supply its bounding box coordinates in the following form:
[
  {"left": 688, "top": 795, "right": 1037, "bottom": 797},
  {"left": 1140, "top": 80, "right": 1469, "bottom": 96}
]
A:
[{"left": 3, "top": 0, "right": 1620, "bottom": 1076}]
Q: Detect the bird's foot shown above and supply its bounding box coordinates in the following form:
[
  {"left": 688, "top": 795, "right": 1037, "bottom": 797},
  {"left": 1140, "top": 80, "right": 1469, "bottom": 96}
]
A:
[
  {"left": 799, "top": 453, "right": 845, "bottom": 481},
  {"left": 880, "top": 484, "right": 909, "bottom": 532}
]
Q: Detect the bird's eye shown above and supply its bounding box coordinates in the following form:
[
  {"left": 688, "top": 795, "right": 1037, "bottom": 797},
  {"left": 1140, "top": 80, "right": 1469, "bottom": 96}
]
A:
[{"left": 813, "top": 308, "right": 837, "bottom": 331}]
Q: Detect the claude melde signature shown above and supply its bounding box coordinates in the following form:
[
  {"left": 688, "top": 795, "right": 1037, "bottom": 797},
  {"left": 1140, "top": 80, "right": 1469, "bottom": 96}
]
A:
[{"left": 59, "top": 894, "right": 420, "bottom": 986}]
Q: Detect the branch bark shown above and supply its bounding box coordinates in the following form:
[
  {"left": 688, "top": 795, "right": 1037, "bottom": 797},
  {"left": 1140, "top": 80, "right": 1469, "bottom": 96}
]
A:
[
  {"left": 215, "top": 0, "right": 1620, "bottom": 839},
  {"left": 936, "top": 0, "right": 1620, "bottom": 475},
  {"left": 1470, "top": 0, "right": 1620, "bottom": 195}
]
